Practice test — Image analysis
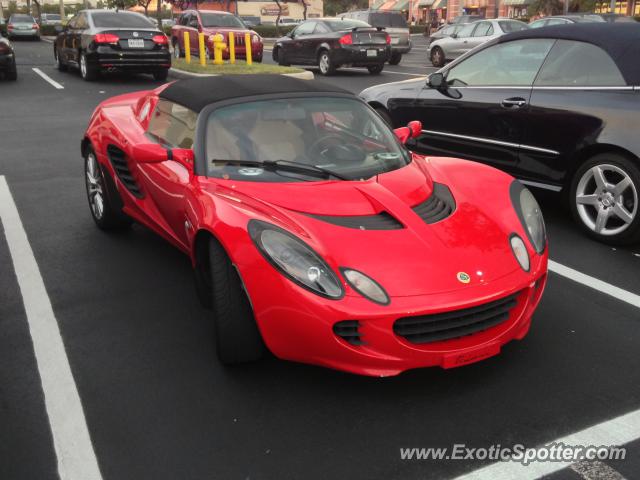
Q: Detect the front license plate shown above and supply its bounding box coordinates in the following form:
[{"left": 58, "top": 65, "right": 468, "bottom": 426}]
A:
[
  {"left": 366, "top": 49, "right": 377, "bottom": 57},
  {"left": 442, "top": 343, "right": 501, "bottom": 369},
  {"left": 127, "top": 39, "right": 145, "bottom": 48}
]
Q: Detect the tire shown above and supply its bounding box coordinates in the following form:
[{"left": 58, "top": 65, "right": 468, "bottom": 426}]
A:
[
  {"left": 54, "top": 47, "right": 67, "bottom": 72},
  {"left": 367, "top": 64, "right": 384, "bottom": 75},
  {"left": 430, "top": 46, "right": 445, "bottom": 67},
  {"left": 274, "top": 46, "right": 289, "bottom": 66},
  {"left": 374, "top": 107, "right": 393, "bottom": 128},
  {"left": 207, "top": 237, "right": 264, "bottom": 365},
  {"left": 569, "top": 152, "right": 640, "bottom": 245},
  {"left": 317, "top": 49, "right": 335, "bottom": 76},
  {"left": 84, "top": 147, "right": 132, "bottom": 231},
  {"left": 389, "top": 51, "right": 402, "bottom": 65},
  {"left": 172, "top": 39, "right": 183, "bottom": 58},
  {"left": 80, "top": 52, "right": 98, "bottom": 81},
  {"left": 153, "top": 69, "right": 169, "bottom": 81}
]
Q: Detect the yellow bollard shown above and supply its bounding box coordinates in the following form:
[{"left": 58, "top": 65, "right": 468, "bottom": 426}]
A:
[
  {"left": 245, "top": 32, "right": 252, "bottom": 65},
  {"left": 228, "top": 32, "right": 235, "bottom": 64},
  {"left": 198, "top": 32, "right": 206, "bottom": 66},
  {"left": 211, "top": 33, "right": 225, "bottom": 65},
  {"left": 184, "top": 31, "right": 191, "bottom": 64}
]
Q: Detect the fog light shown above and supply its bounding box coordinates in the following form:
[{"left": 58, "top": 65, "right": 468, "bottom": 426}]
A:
[
  {"left": 342, "top": 268, "right": 389, "bottom": 305},
  {"left": 510, "top": 234, "right": 530, "bottom": 272}
]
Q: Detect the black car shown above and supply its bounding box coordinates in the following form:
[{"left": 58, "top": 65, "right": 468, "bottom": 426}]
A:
[
  {"left": 360, "top": 24, "right": 640, "bottom": 245},
  {"left": 273, "top": 18, "right": 391, "bottom": 76},
  {"left": 0, "top": 34, "right": 17, "bottom": 81},
  {"left": 53, "top": 10, "right": 171, "bottom": 81}
]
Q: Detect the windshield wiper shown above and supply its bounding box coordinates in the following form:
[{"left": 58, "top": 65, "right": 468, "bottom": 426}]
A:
[{"left": 210, "top": 159, "right": 350, "bottom": 181}]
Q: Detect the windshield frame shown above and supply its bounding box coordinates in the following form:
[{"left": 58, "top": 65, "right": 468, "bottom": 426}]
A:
[
  {"left": 193, "top": 92, "right": 410, "bottom": 181},
  {"left": 200, "top": 12, "right": 245, "bottom": 28}
]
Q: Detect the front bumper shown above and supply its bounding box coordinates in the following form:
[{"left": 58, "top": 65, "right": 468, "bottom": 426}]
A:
[
  {"left": 243, "top": 253, "right": 547, "bottom": 377},
  {"left": 88, "top": 48, "right": 171, "bottom": 71},
  {"left": 331, "top": 45, "right": 391, "bottom": 66},
  {"left": 218, "top": 43, "right": 264, "bottom": 61}
]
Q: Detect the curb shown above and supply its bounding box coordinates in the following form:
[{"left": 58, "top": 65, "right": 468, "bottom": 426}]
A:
[{"left": 169, "top": 68, "right": 314, "bottom": 80}]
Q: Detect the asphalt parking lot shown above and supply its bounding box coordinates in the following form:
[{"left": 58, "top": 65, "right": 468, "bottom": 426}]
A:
[{"left": 1, "top": 38, "right": 639, "bottom": 480}]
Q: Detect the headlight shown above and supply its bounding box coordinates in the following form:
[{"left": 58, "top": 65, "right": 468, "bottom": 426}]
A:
[
  {"left": 248, "top": 220, "right": 343, "bottom": 299},
  {"left": 341, "top": 268, "right": 389, "bottom": 305},
  {"left": 252, "top": 34, "right": 260, "bottom": 44},
  {"left": 510, "top": 181, "right": 546, "bottom": 253},
  {"left": 510, "top": 234, "right": 530, "bottom": 272}
]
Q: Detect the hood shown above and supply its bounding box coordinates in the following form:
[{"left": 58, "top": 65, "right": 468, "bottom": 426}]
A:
[{"left": 207, "top": 160, "right": 521, "bottom": 298}]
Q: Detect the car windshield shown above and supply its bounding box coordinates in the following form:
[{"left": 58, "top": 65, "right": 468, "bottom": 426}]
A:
[
  {"left": 368, "top": 13, "right": 407, "bottom": 28},
  {"left": 499, "top": 20, "right": 528, "bottom": 32},
  {"left": 206, "top": 97, "right": 410, "bottom": 182},
  {"left": 326, "top": 19, "right": 371, "bottom": 31},
  {"left": 47, "top": 14, "right": 61, "bottom": 20},
  {"left": 92, "top": 12, "right": 155, "bottom": 28},
  {"left": 201, "top": 13, "right": 244, "bottom": 28},
  {"left": 10, "top": 14, "right": 34, "bottom": 23}
]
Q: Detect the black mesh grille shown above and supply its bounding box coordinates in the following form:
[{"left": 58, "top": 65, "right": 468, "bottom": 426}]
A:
[
  {"left": 393, "top": 292, "right": 519, "bottom": 344},
  {"left": 107, "top": 145, "right": 143, "bottom": 198},
  {"left": 333, "top": 320, "right": 364, "bottom": 346},
  {"left": 309, "top": 212, "right": 403, "bottom": 230},
  {"left": 412, "top": 183, "right": 455, "bottom": 224}
]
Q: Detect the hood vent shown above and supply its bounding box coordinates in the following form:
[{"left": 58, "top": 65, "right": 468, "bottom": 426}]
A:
[
  {"left": 412, "top": 183, "right": 455, "bottom": 224},
  {"left": 107, "top": 144, "right": 143, "bottom": 199},
  {"left": 308, "top": 211, "right": 403, "bottom": 230}
]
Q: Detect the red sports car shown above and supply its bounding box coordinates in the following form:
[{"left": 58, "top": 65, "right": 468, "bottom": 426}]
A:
[{"left": 82, "top": 75, "right": 548, "bottom": 376}]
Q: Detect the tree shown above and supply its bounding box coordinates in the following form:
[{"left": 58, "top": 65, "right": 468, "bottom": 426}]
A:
[
  {"left": 107, "top": 0, "right": 136, "bottom": 10},
  {"left": 274, "top": 0, "right": 282, "bottom": 35},
  {"left": 302, "top": 0, "right": 308, "bottom": 20},
  {"left": 528, "top": 0, "right": 563, "bottom": 16},
  {"left": 137, "top": 0, "right": 153, "bottom": 16},
  {"left": 324, "top": 0, "right": 368, "bottom": 17}
]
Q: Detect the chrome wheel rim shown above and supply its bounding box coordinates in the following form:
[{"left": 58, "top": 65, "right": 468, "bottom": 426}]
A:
[
  {"left": 319, "top": 54, "right": 329, "bottom": 74},
  {"left": 80, "top": 54, "right": 87, "bottom": 78},
  {"left": 174, "top": 43, "right": 180, "bottom": 58},
  {"left": 54, "top": 49, "right": 60, "bottom": 67},
  {"left": 86, "top": 153, "right": 105, "bottom": 220},
  {"left": 576, "top": 163, "right": 637, "bottom": 236},
  {"left": 432, "top": 49, "right": 442, "bottom": 65}
]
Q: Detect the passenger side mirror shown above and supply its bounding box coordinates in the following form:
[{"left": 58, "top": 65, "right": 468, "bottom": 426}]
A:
[
  {"left": 171, "top": 148, "right": 195, "bottom": 173},
  {"left": 133, "top": 144, "right": 169, "bottom": 163},
  {"left": 428, "top": 72, "right": 445, "bottom": 89},
  {"left": 450, "top": 33, "right": 458, "bottom": 39},
  {"left": 394, "top": 121, "right": 422, "bottom": 144}
]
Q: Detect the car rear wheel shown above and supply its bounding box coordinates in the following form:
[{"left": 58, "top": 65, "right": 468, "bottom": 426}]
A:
[
  {"left": 54, "top": 47, "right": 67, "bottom": 71},
  {"left": 80, "top": 52, "right": 97, "bottom": 81},
  {"left": 153, "top": 69, "right": 169, "bottom": 81},
  {"left": 317, "top": 50, "right": 336, "bottom": 76},
  {"left": 367, "top": 64, "right": 384, "bottom": 75},
  {"left": 172, "top": 39, "right": 183, "bottom": 58},
  {"left": 207, "top": 237, "right": 264, "bottom": 365},
  {"left": 389, "top": 51, "right": 402, "bottom": 65},
  {"left": 84, "top": 147, "right": 131, "bottom": 231},
  {"left": 430, "top": 46, "right": 445, "bottom": 67},
  {"left": 570, "top": 152, "right": 640, "bottom": 245}
]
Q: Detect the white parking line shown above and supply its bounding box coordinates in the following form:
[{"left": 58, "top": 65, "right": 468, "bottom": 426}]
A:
[
  {"left": 453, "top": 408, "right": 640, "bottom": 480},
  {"left": 570, "top": 460, "right": 627, "bottom": 480},
  {"left": 32, "top": 67, "right": 64, "bottom": 89},
  {"left": 0, "top": 176, "right": 103, "bottom": 480},
  {"left": 549, "top": 260, "right": 640, "bottom": 309}
]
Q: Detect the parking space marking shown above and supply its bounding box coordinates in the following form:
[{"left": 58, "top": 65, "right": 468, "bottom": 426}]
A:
[
  {"left": 549, "top": 260, "right": 640, "bottom": 309},
  {"left": 453, "top": 408, "right": 640, "bottom": 480},
  {"left": 570, "top": 460, "right": 626, "bottom": 480},
  {"left": 32, "top": 68, "right": 64, "bottom": 89},
  {"left": 0, "top": 176, "right": 103, "bottom": 480}
]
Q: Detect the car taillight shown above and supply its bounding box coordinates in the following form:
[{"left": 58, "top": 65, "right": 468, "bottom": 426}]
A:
[
  {"left": 385, "top": 34, "right": 391, "bottom": 45},
  {"left": 7, "top": 24, "right": 14, "bottom": 30},
  {"left": 94, "top": 33, "right": 119, "bottom": 45},
  {"left": 152, "top": 34, "right": 168, "bottom": 45},
  {"left": 339, "top": 33, "right": 353, "bottom": 45}
]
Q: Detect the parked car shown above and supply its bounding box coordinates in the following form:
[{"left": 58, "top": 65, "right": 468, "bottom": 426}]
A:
[
  {"left": 161, "top": 18, "right": 175, "bottom": 28},
  {"left": 426, "top": 23, "right": 463, "bottom": 48},
  {"left": 449, "top": 14, "right": 484, "bottom": 25},
  {"left": 428, "top": 19, "right": 528, "bottom": 67},
  {"left": 273, "top": 18, "right": 391, "bottom": 75},
  {"left": 7, "top": 14, "right": 40, "bottom": 40},
  {"left": 529, "top": 14, "right": 605, "bottom": 28},
  {"left": 597, "top": 13, "right": 637, "bottom": 23},
  {"left": 361, "top": 23, "right": 640, "bottom": 244},
  {"left": 40, "top": 14, "right": 62, "bottom": 26},
  {"left": 53, "top": 10, "right": 171, "bottom": 81},
  {"left": 80, "top": 74, "right": 547, "bottom": 376},
  {"left": 240, "top": 15, "right": 261, "bottom": 28},
  {"left": 0, "top": 34, "right": 17, "bottom": 80},
  {"left": 171, "top": 10, "right": 263, "bottom": 62},
  {"left": 277, "top": 17, "right": 300, "bottom": 27},
  {"left": 339, "top": 10, "right": 410, "bottom": 65}
]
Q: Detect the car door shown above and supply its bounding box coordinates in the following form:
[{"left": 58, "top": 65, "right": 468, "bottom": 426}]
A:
[
  {"left": 521, "top": 39, "right": 633, "bottom": 185},
  {"left": 288, "top": 21, "right": 316, "bottom": 63},
  {"left": 465, "top": 21, "right": 493, "bottom": 51},
  {"left": 448, "top": 22, "right": 476, "bottom": 58},
  {"left": 413, "top": 38, "right": 555, "bottom": 173},
  {"left": 188, "top": 13, "right": 201, "bottom": 55},
  {"left": 59, "top": 15, "right": 76, "bottom": 62}
]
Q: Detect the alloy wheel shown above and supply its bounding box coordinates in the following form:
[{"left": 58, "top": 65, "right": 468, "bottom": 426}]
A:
[
  {"left": 80, "top": 54, "right": 87, "bottom": 78},
  {"left": 174, "top": 42, "right": 181, "bottom": 58},
  {"left": 86, "top": 153, "right": 105, "bottom": 220},
  {"left": 319, "top": 53, "right": 329, "bottom": 75},
  {"left": 575, "top": 163, "right": 637, "bottom": 236}
]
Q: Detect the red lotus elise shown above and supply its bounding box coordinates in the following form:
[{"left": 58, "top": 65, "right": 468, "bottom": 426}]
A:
[{"left": 82, "top": 75, "right": 548, "bottom": 376}]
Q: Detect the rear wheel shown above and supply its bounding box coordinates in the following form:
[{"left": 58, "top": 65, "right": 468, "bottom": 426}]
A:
[
  {"left": 153, "top": 69, "right": 169, "bottom": 81},
  {"left": 430, "top": 46, "right": 445, "bottom": 67},
  {"left": 80, "top": 52, "right": 98, "bottom": 81},
  {"left": 207, "top": 238, "right": 264, "bottom": 364},
  {"left": 172, "top": 39, "right": 183, "bottom": 58},
  {"left": 367, "top": 64, "right": 384, "bottom": 75},
  {"left": 570, "top": 152, "right": 640, "bottom": 245},
  {"left": 317, "top": 50, "right": 335, "bottom": 76},
  {"left": 389, "top": 51, "right": 402, "bottom": 65}
]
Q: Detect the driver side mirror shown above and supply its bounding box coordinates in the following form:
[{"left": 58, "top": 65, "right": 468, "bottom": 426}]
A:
[
  {"left": 133, "top": 144, "right": 194, "bottom": 173},
  {"left": 450, "top": 33, "right": 458, "bottom": 39},
  {"left": 428, "top": 72, "right": 445, "bottom": 89},
  {"left": 394, "top": 120, "right": 422, "bottom": 144}
]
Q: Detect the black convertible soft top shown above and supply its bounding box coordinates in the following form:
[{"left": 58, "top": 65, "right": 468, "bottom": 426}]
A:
[
  {"left": 159, "top": 75, "right": 352, "bottom": 112},
  {"left": 499, "top": 23, "right": 640, "bottom": 85}
]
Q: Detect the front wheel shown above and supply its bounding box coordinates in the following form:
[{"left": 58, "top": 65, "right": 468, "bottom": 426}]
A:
[
  {"left": 430, "top": 46, "right": 445, "bottom": 67},
  {"left": 172, "top": 39, "right": 183, "bottom": 59},
  {"left": 367, "top": 64, "right": 384, "bottom": 75},
  {"left": 317, "top": 50, "right": 335, "bottom": 76},
  {"left": 389, "top": 51, "right": 402, "bottom": 65},
  {"left": 569, "top": 152, "right": 640, "bottom": 245}
]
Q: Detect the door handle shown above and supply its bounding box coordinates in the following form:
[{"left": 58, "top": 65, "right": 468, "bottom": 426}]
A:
[{"left": 501, "top": 97, "right": 527, "bottom": 109}]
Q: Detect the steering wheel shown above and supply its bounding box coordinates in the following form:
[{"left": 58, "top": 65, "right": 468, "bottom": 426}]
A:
[{"left": 307, "top": 135, "right": 364, "bottom": 163}]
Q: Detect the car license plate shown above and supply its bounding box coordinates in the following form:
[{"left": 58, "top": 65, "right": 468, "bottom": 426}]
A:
[
  {"left": 127, "top": 39, "right": 145, "bottom": 48},
  {"left": 391, "top": 38, "right": 399, "bottom": 45},
  {"left": 366, "top": 49, "right": 377, "bottom": 57},
  {"left": 18, "top": 25, "right": 29, "bottom": 30}
]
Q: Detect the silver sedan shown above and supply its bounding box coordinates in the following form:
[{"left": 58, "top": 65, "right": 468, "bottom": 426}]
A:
[{"left": 428, "top": 19, "right": 527, "bottom": 67}]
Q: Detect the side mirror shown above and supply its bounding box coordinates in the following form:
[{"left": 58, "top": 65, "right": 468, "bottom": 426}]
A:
[
  {"left": 132, "top": 143, "right": 168, "bottom": 163},
  {"left": 451, "top": 33, "right": 458, "bottom": 39},
  {"left": 171, "top": 148, "right": 195, "bottom": 173},
  {"left": 394, "top": 121, "right": 422, "bottom": 144},
  {"left": 428, "top": 72, "right": 445, "bottom": 89}
]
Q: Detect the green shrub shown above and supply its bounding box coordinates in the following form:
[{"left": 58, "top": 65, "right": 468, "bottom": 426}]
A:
[
  {"left": 40, "top": 24, "right": 60, "bottom": 36},
  {"left": 634, "top": 16, "right": 640, "bottom": 21}
]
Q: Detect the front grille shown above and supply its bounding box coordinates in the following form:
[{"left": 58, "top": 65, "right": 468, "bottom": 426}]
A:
[
  {"left": 393, "top": 292, "right": 520, "bottom": 344},
  {"left": 309, "top": 211, "right": 403, "bottom": 230},
  {"left": 412, "top": 183, "right": 455, "bottom": 224},
  {"left": 107, "top": 144, "right": 143, "bottom": 198},
  {"left": 333, "top": 320, "right": 364, "bottom": 346}
]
